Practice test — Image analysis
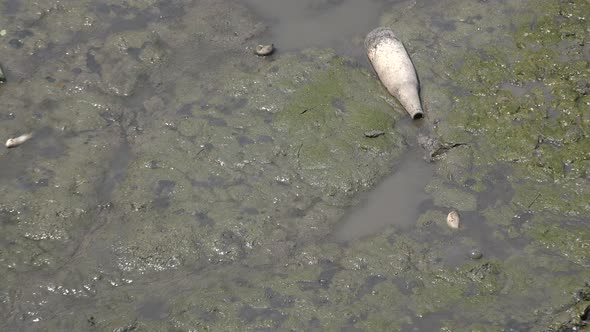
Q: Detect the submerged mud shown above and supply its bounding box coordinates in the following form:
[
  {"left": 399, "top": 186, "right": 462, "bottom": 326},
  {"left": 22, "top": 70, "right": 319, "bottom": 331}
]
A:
[{"left": 0, "top": 0, "right": 589, "bottom": 331}]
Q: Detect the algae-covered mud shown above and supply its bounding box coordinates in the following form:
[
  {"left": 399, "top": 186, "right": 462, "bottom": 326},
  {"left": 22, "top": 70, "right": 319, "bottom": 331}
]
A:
[{"left": 1, "top": 0, "right": 589, "bottom": 331}]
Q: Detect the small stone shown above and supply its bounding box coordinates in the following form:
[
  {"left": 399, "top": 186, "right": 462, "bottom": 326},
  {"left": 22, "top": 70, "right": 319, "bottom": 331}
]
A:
[
  {"left": 469, "top": 248, "right": 483, "bottom": 260},
  {"left": 364, "top": 130, "right": 385, "bottom": 138},
  {"left": 446, "top": 210, "right": 460, "bottom": 229},
  {"left": 255, "top": 44, "right": 274, "bottom": 56}
]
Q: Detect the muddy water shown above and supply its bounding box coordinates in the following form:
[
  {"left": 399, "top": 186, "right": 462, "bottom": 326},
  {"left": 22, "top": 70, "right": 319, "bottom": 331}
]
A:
[
  {"left": 1, "top": 0, "right": 589, "bottom": 330},
  {"left": 244, "top": 0, "right": 386, "bottom": 59},
  {"left": 333, "top": 148, "right": 434, "bottom": 241}
]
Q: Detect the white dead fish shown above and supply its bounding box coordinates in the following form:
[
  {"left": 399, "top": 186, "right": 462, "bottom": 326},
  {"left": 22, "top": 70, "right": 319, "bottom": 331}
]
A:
[
  {"left": 0, "top": 63, "right": 6, "bottom": 83},
  {"left": 365, "top": 27, "right": 424, "bottom": 119},
  {"left": 6, "top": 133, "right": 32, "bottom": 148},
  {"left": 446, "top": 210, "right": 461, "bottom": 229}
]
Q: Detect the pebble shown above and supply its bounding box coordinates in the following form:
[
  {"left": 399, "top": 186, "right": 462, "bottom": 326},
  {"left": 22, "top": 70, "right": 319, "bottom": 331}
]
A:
[
  {"left": 446, "top": 210, "right": 460, "bottom": 229},
  {"left": 255, "top": 44, "right": 274, "bottom": 56},
  {"left": 469, "top": 248, "right": 483, "bottom": 260}
]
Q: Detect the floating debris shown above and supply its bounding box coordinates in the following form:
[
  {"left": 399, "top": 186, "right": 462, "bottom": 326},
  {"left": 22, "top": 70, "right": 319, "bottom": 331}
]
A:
[
  {"left": 5, "top": 133, "right": 32, "bottom": 148},
  {"left": 469, "top": 248, "right": 483, "bottom": 260},
  {"left": 255, "top": 44, "right": 274, "bottom": 56},
  {"left": 446, "top": 209, "right": 461, "bottom": 229},
  {"left": 364, "top": 130, "right": 385, "bottom": 138}
]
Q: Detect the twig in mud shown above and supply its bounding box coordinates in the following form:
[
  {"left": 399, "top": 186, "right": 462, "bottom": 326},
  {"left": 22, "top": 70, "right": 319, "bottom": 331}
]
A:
[
  {"left": 296, "top": 143, "right": 303, "bottom": 159},
  {"left": 527, "top": 193, "right": 541, "bottom": 209}
]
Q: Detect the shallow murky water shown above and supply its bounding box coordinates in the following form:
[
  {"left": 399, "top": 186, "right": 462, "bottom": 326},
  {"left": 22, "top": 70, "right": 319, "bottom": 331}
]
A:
[
  {"left": 1, "top": 0, "right": 589, "bottom": 330},
  {"left": 333, "top": 147, "right": 434, "bottom": 241},
  {"left": 244, "top": 0, "right": 386, "bottom": 59}
]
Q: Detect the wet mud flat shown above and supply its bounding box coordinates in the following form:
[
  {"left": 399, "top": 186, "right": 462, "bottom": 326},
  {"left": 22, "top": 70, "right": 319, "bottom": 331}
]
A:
[{"left": 0, "top": 0, "right": 589, "bottom": 331}]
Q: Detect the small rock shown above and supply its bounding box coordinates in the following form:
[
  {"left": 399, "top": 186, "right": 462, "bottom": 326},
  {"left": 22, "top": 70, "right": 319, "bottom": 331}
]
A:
[
  {"left": 446, "top": 209, "right": 460, "bottom": 229},
  {"left": 255, "top": 44, "right": 274, "bottom": 56},
  {"left": 469, "top": 248, "right": 483, "bottom": 260},
  {"left": 364, "top": 130, "right": 385, "bottom": 138}
]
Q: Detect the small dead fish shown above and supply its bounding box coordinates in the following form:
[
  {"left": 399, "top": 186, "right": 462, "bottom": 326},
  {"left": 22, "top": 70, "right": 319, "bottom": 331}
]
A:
[
  {"left": 364, "top": 130, "right": 385, "bottom": 138},
  {"left": 6, "top": 133, "right": 32, "bottom": 148},
  {"left": 0, "top": 63, "right": 6, "bottom": 83},
  {"left": 446, "top": 210, "right": 460, "bottom": 229}
]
